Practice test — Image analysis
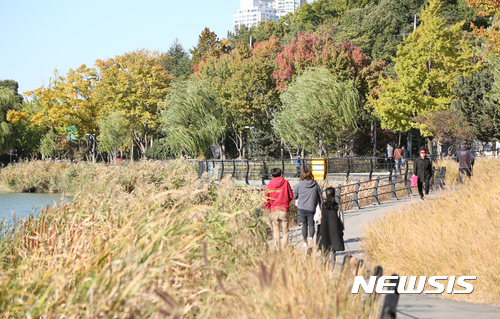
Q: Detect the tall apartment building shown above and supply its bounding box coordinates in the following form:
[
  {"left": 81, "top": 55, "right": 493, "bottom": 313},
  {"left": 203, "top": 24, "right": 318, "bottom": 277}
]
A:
[
  {"left": 233, "top": 0, "right": 305, "bottom": 29},
  {"left": 271, "top": 0, "right": 304, "bottom": 19},
  {"left": 233, "top": 0, "right": 277, "bottom": 29}
]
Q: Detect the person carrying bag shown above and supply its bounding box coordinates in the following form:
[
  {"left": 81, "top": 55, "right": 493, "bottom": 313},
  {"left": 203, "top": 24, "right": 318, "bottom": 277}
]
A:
[
  {"left": 318, "top": 187, "right": 345, "bottom": 263},
  {"left": 293, "top": 170, "right": 323, "bottom": 249}
]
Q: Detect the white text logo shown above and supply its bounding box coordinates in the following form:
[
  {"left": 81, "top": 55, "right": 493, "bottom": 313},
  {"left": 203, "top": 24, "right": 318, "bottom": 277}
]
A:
[{"left": 351, "top": 276, "right": 476, "bottom": 294}]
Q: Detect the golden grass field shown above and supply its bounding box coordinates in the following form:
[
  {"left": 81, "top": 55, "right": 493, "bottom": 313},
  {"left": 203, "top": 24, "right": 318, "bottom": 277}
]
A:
[
  {"left": 0, "top": 160, "right": 382, "bottom": 318},
  {"left": 362, "top": 157, "right": 500, "bottom": 305}
]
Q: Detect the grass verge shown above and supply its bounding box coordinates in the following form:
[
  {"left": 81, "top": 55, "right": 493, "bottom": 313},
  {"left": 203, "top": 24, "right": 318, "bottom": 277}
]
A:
[{"left": 362, "top": 157, "right": 500, "bottom": 305}]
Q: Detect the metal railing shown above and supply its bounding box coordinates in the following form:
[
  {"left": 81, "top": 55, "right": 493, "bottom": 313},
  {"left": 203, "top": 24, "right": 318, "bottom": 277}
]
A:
[
  {"left": 332, "top": 165, "right": 446, "bottom": 212},
  {"left": 285, "top": 163, "right": 446, "bottom": 222},
  {"left": 197, "top": 156, "right": 440, "bottom": 184}
]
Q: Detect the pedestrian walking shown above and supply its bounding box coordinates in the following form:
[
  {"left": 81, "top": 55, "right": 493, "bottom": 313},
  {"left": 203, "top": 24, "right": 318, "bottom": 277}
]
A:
[
  {"left": 394, "top": 145, "right": 403, "bottom": 174},
  {"left": 401, "top": 145, "right": 409, "bottom": 168},
  {"left": 318, "top": 187, "right": 345, "bottom": 263},
  {"left": 456, "top": 141, "right": 475, "bottom": 184},
  {"left": 385, "top": 143, "right": 394, "bottom": 171},
  {"left": 293, "top": 169, "right": 323, "bottom": 249},
  {"left": 295, "top": 155, "right": 301, "bottom": 177},
  {"left": 413, "top": 146, "right": 433, "bottom": 200},
  {"left": 265, "top": 168, "right": 294, "bottom": 251}
]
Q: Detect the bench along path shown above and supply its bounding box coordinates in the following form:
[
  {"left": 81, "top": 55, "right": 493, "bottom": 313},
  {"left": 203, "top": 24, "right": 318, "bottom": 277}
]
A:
[{"left": 288, "top": 193, "right": 500, "bottom": 319}]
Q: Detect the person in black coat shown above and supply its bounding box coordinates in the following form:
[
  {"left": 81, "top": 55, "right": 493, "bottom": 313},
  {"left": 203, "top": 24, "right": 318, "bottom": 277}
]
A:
[
  {"left": 318, "top": 187, "right": 345, "bottom": 262},
  {"left": 413, "top": 146, "right": 433, "bottom": 200}
]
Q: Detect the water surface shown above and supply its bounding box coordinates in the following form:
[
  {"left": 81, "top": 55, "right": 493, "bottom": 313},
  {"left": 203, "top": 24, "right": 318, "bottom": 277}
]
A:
[{"left": 0, "top": 193, "right": 72, "bottom": 225}]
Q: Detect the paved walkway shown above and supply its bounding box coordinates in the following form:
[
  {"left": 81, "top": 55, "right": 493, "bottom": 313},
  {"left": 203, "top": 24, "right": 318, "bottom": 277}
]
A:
[{"left": 287, "top": 192, "right": 500, "bottom": 318}]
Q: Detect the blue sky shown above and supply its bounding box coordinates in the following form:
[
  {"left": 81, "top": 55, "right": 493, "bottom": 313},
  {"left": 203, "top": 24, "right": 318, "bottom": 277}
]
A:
[{"left": 0, "top": 0, "right": 242, "bottom": 95}]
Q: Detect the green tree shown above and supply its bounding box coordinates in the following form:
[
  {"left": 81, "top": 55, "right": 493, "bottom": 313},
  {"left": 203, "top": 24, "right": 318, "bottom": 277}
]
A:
[
  {"left": 228, "top": 20, "right": 289, "bottom": 48},
  {"left": 340, "top": 0, "right": 424, "bottom": 63},
  {"left": 371, "top": 0, "right": 480, "bottom": 140},
  {"left": 452, "top": 69, "right": 500, "bottom": 141},
  {"left": 39, "top": 129, "right": 58, "bottom": 159},
  {"left": 145, "top": 138, "right": 174, "bottom": 160},
  {"left": 0, "top": 88, "right": 17, "bottom": 152},
  {"left": 0, "top": 80, "right": 24, "bottom": 104},
  {"left": 161, "top": 79, "right": 226, "bottom": 159},
  {"left": 272, "top": 67, "right": 361, "bottom": 156},
  {"left": 191, "top": 28, "right": 230, "bottom": 68},
  {"left": 273, "top": 31, "right": 385, "bottom": 102},
  {"left": 95, "top": 49, "right": 174, "bottom": 159},
  {"left": 163, "top": 38, "right": 192, "bottom": 80},
  {"left": 195, "top": 38, "right": 282, "bottom": 158},
  {"left": 97, "top": 112, "right": 130, "bottom": 162}
]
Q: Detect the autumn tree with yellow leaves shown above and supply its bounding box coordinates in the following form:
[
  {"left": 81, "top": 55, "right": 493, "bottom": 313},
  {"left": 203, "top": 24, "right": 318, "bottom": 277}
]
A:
[
  {"left": 370, "top": 0, "right": 481, "bottom": 153},
  {"left": 23, "top": 65, "right": 99, "bottom": 136},
  {"left": 95, "top": 49, "right": 174, "bottom": 159}
]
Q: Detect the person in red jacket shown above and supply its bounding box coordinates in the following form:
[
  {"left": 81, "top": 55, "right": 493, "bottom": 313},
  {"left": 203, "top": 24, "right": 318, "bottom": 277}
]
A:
[{"left": 265, "top": 168, "right": 294, "bottom": 250}]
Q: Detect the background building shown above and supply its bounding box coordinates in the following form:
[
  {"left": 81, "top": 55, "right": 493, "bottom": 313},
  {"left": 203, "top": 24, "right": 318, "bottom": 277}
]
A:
[
  {"left": 233, "top": 0, "right": 305, "bottom": 29},
  {"left": 233, "top": 0, "right": 276, "bottom": 29}
]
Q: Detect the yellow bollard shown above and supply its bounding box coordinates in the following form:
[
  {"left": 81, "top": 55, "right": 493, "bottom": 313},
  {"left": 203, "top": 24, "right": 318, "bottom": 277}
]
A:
[{"left": 312, "top": 158, "right": 328, "bottom": 180}]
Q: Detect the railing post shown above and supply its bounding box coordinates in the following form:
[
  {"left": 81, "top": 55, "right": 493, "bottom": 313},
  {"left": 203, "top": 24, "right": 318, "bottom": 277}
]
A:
[
  {"left": 245, "top": 159, "right": 250, "bottom": 185},
  {"left": 323, "top": 158, "right": 327, "bottom": 180},
  {"left": 212, "top": 160, "right": 217, "bottom": 180},
  {"left": 335, "top": 184, "right": 342, "bottom": 207},
  {"left": 369, "top": 157, "right": 373, "bottom": 180},
  {"left": 404, "top": 161, "right": 410, "bottom": 197},
  {"left": 262, "top": 160, "right": 267, "bottom": 186},
  {"left": 430, "top": 168, "right": 435, "bottom": 192},
  {"left": 353, "top": 181, "right": 361, "bottom": 209},
  {"left": 391, "top": 175, "right": 398, "bottom": 200},
  {"left": 282, "top": 159, "right": 285, "bottom": 176},
  {"left": 221, "top": 161, "right": 225, "bottom": 179},
  {"left": 346, "top": 157, "right": 351, "bottom": 180},
  {"left": 197, "top": 161, "right": 204, "bottom": 179},
  {"left": 441, "top": 167, "right": 446, "bottom": 188},
  {"left": 373, "top": 176, "right": 380, "bottom": 205},
  {"left": 379, "top": 274, "right": 400, "bottom": 319}
]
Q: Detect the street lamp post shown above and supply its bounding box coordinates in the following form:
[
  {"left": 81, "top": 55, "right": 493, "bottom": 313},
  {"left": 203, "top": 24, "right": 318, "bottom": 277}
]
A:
[{"left": 363, "top": 113, "right": 377, "bottom": 158}]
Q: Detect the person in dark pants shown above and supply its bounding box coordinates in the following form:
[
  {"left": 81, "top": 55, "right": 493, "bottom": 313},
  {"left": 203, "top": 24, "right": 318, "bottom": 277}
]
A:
[
  {"left": 385, "top": 143, "right": 394, "bottom": 171},
  {"left": 318, "top": 187, "right": 345, "bottom": 263},
  {"left": 413, "top": 146, "right": 433, "bottom": 200},
  {"left": 456, "top": 141, "right": 475, "bottom": 183},
  {"left": 293, "top": 169, "right": 323, "bottom": 248},
  {"left": 295, "top": 155, "right": 301, "bottom": 177}
]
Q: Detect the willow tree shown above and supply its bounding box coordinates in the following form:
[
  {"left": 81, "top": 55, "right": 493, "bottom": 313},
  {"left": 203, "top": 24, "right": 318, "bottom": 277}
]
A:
[
  {"left": 0, "top": 88, "right": 16, "bottom": 151},
  {"left": 272, "top": 67, "right": 361, "bottom": 156},
  {"left": 98, "top": 111, "right": 130, "bottom": 162},
  {"left": 161, "top": 79, "right": 226, "bottom": 159}
]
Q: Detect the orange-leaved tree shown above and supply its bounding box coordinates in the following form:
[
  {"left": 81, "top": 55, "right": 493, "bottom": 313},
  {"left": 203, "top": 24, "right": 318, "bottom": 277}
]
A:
[{"left": 466, "top": 0, "right": 499, "bottom": 51}]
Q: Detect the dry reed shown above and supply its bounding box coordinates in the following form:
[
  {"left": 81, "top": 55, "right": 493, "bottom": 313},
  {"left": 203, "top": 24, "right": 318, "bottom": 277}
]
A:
[
  {"left": 0, "top": 161, "right": 382, "bottom": 318},
  {"left": 362, "top": 157, "right": 500, "bottom": 305}
]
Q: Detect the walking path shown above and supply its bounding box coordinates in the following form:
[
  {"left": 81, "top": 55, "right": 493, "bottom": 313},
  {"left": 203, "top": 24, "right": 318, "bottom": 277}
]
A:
[{"left": 288, "top": 192, "right": 500, "bottom": 318}]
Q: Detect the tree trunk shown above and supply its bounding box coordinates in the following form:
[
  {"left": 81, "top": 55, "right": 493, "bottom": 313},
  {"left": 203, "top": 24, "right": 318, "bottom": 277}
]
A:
[
  {"left": 219, "top": 135, "right": 226, "bottom": 160},
  {"left": 280, "top": 139, "right": 284, "bottom": 159},
  {"left": 427, "top": 136, "right": 433, "bottom": 157}
]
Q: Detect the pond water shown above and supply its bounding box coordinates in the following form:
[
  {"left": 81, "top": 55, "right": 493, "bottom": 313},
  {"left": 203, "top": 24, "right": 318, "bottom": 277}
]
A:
[{"left": 0, "top": 193, "right": 72, "bottom": 226}]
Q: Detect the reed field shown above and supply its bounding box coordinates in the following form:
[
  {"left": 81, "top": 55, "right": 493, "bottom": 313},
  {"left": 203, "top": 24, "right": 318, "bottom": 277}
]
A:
[
  {"left": 435, "top": 158, "right": 460, "bottom": 186},
  {"left": 362, "top": 157, "right": 500, "bottom": 305},
  {"left": 0, "top": 160, "right": 382, "bottom": 318}
]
